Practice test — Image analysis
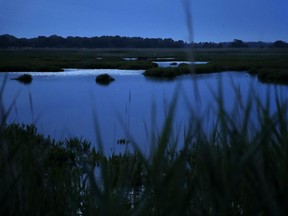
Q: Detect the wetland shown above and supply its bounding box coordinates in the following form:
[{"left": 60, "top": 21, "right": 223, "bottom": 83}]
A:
[{"left": 1, "top": 47, "right": 288, "bottom": 214}]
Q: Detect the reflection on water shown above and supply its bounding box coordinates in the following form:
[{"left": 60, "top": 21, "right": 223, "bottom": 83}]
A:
[
  {"left": 1, "top": 70, "right": 287, "bottom": 155},
  {"left": 123, "top": 58, "right": 138, "bottom": 61},
  {"left": 154, "top": 61, "right": 208, "bottom": 67},
  {"left": 7, "top": 69, "right": 144, "bottom": 78}
]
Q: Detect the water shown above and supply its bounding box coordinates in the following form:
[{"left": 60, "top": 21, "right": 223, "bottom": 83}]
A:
[
  {"left": 1, "top": 69, "right": 288, "bottom": 155},
  {"left": 154, "top": 61, "right": 208, "bottom": 67}
]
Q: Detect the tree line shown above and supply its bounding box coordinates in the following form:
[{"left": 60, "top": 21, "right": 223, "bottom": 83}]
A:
[
  {"left": 0, "top": 35, "right": 185, "bottom": 48},
  {"left": 0, "top": 34, "right": 287, "bottom": 49}
]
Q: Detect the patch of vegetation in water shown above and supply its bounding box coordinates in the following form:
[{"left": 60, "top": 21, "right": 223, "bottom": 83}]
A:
[
  {"left": 257, "top": 69, "right": 288, "bottom": 84},
  {"left": 95, "top": 73, "right": 115, "bottom": 85},
  {"left": 143, "top": 64, "right": 191, "bottom": 78},
  {"left": 11, "top": 73, "right": 33, "bottom": 84}
]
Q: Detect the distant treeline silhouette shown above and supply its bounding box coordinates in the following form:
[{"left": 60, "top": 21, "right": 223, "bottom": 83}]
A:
[{"left": 0, "top": 34, "right": 287, "bottom": 49}]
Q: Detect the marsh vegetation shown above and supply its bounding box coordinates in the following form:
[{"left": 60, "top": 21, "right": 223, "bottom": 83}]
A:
[
  {"left": 95, "top": 74, "right": 115, "bottom": 85},
  {"left": 11, "top": 73, "right": 33, "bottom": 84},
  {"left": 1, "top": 48, "right": 288, "bottom": 84}
]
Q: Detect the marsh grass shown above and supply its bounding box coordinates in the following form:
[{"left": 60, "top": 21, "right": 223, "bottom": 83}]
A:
[
  {"left": 2, "top": 47, "right": 288, "bottom": 85},
  {"left": 95, "top": 74, "right": 115, "bottom": 85},
  {"left": 11, "top": 74, "right": 33, "bottom": 84},
  {"left": 143, "top": 48, "right": 288, "bottom": 84},
  {"left": 0, "top": 49, "right": 177, "bottom": 72}
]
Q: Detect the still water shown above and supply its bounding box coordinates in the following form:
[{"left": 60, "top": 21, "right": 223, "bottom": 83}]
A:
[
  {"left": 1, "top": 69, "right": 288, "bottom": 154},
  {"left": 153, "top": 61, "right": 208, "bottom": 67}
]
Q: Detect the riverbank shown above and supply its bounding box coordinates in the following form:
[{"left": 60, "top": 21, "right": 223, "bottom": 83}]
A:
[{"left": 1, "top": 48, "right": 288, "bottom": 84}]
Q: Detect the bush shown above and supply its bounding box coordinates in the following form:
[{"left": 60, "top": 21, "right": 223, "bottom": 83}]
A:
[
  {"left": 95, "top": 74, "right": 115, "bottom": 85},
  {"left": 11, "top": 74, "right": 33, "bottom": 84},
  {"left": 143, "top": 64, "right": 191, "bottom": 78},
  {"left": 257, "top": 69, "right": 288, "bottom": 84}
]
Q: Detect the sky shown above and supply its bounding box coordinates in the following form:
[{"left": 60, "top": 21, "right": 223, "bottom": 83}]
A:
[{"left": 0, "top": 0, "right": 287, "bottom": 42}]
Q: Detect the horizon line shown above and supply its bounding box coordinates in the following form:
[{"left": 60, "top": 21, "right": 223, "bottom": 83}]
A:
[{"left": 1, "top": 34, "right": 287, "bottom": 44}]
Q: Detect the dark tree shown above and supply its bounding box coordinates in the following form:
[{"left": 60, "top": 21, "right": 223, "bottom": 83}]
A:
[
  {"left": 272, "top": 40, "right": 288, "bottom": 48},
  {"left": 0, "top": 34, "right": 17, "bottom": 48},
  {"left": 229, "top": 39, "right": 248, "bottom": 48}
]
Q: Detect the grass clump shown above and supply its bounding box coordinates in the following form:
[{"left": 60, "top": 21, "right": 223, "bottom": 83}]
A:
[
  {"left": 143, "top": 64, "right": 191, "bottom": 78},
  {"left": 257, "top": 69, "right": 288, "bottom": 84},
  {"left": 95, "top": 74, "right": 115, "bottom": 85},
  {"left": 0, "top": 124, "right": 99, "bottom": 215},
  {"left": 11, "top": 74, "right": 33, "bottom": 84}
]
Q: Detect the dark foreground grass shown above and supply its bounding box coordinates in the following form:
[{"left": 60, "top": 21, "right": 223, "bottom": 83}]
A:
[{"left": 1, "top": 80, "right": 288, "bottom": 215}]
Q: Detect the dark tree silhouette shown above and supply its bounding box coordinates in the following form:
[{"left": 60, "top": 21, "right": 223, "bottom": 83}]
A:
[
  {"left": 0, "top": 34, "right": 187, "bottom": 48},
  {"left": 0, "top": 34, "right": 283, "bottom": 49},
  {"left": 229, "top": 39, "right": 248, "bottom": 48},
  {"left": 272, "top": 40, "right": 288, "bottom": 48}
]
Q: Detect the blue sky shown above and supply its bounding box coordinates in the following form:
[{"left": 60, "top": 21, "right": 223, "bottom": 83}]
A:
[{"left": 0, "top": 0, "right": 287, "bottom": 42}]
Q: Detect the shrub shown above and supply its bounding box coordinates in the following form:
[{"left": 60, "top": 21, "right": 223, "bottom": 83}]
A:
[
  {"left": 11, "top": 74, "right": 33, "bottom": 84},
  {"left": 95, "top": 74, "right": 115, "bottom": 85}
]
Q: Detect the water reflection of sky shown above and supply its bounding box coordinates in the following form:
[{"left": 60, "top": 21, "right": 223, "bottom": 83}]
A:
[
  {"left": 154, "top": 61, "right": 208, "bottom": 67},
  {"left": 7, "top": 69, "right": 144, "bottom": 78}
]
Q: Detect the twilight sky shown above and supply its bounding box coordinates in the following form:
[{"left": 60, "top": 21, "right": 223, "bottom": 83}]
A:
[{"left": 0, "top": 0, "right": 287, "bottom": 42}]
